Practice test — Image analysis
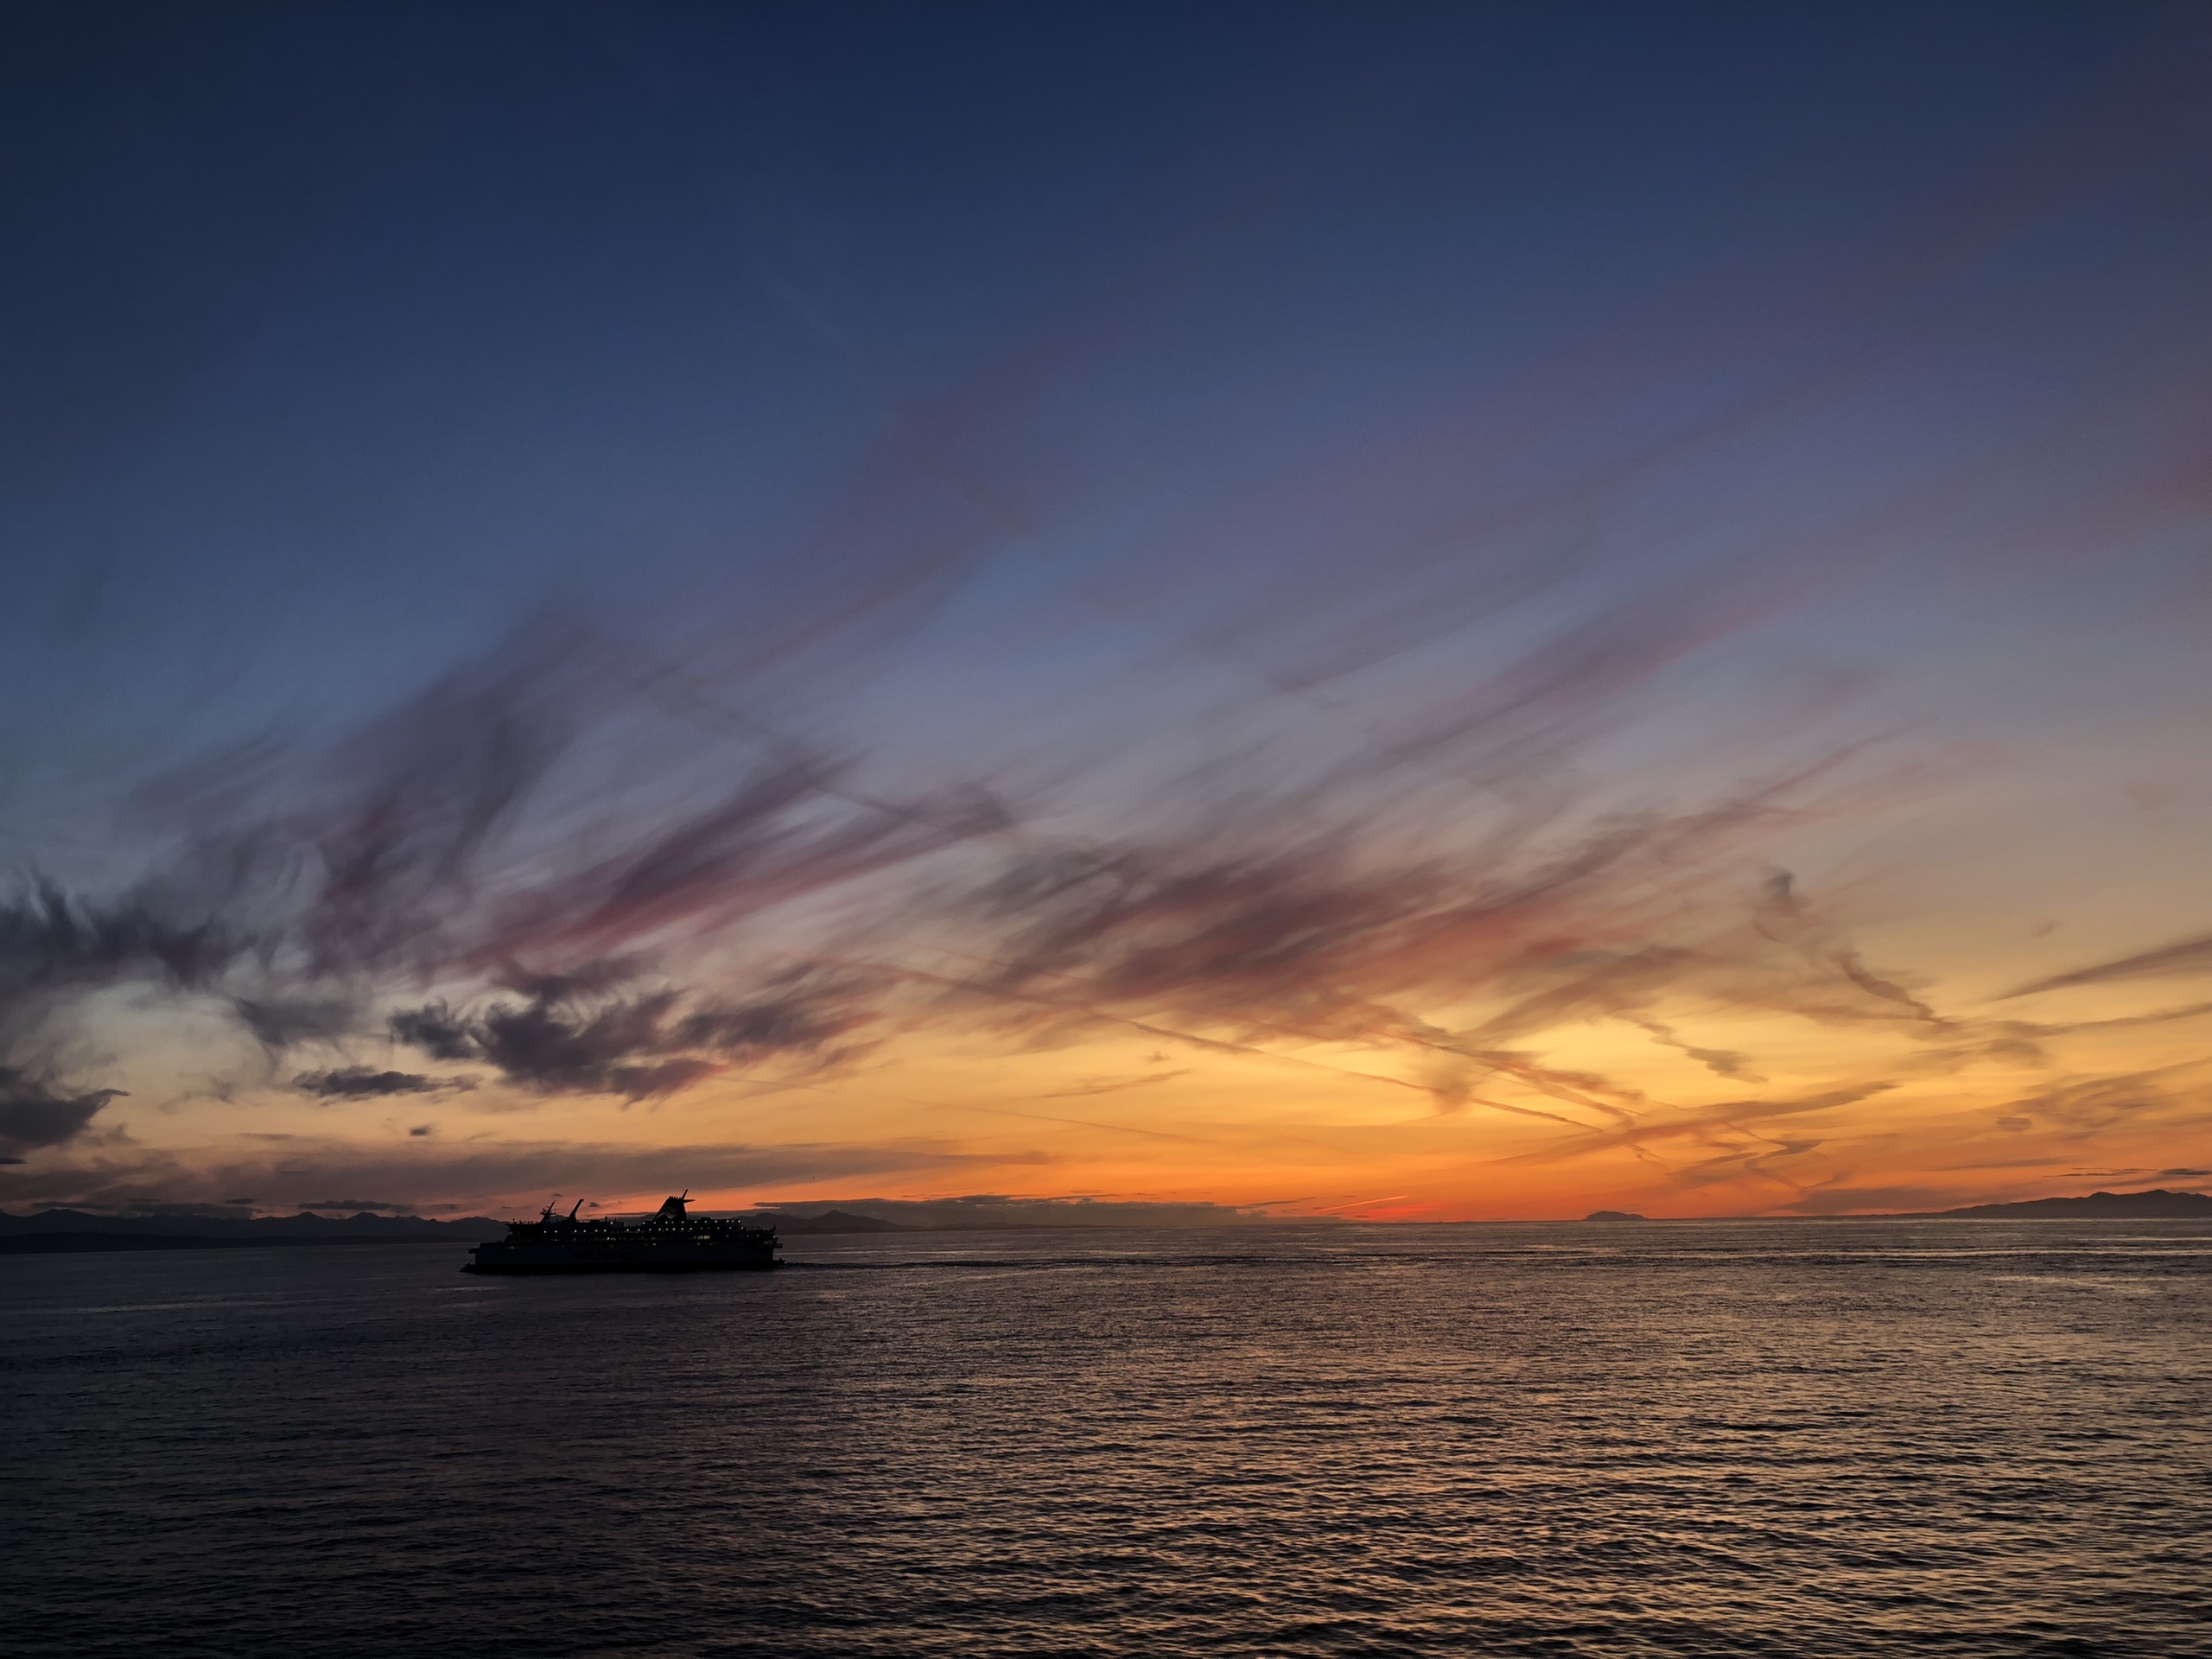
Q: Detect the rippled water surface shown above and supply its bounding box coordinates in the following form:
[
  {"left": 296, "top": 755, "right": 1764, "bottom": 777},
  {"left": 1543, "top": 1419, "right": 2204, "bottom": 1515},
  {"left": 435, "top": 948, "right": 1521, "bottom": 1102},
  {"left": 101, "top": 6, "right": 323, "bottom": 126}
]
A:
[{"left": 7, "top": 1220, "right": 2210, "bottom": 1656}]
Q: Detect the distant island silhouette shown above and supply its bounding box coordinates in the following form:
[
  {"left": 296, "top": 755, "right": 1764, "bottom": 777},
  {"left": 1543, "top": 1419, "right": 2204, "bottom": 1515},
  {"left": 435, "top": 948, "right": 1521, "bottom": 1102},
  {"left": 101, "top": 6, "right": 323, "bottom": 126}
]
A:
[{"left": 1584, "top": 1211, "right": 1648, "bottom": 1222}]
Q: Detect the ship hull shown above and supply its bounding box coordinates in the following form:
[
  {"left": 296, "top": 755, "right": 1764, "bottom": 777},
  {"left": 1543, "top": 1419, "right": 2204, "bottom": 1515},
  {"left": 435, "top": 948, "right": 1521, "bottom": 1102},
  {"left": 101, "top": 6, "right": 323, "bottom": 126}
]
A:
[{"left": 465, "top": 1244, "right": 779, "bottom": 1274}]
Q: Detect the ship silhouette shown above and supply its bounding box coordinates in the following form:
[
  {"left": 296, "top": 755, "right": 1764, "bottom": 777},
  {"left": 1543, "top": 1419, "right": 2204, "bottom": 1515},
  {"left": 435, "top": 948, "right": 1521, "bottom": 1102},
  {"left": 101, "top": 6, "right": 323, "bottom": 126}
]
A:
[{"left": 464, "top": 1193, "right": 779, "bottom": 1274}]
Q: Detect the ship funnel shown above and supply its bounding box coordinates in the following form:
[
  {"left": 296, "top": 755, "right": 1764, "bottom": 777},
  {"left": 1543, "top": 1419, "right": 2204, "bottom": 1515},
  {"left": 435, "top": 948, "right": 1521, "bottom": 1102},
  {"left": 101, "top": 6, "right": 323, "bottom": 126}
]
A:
[{"left": 656, "top": 1194, "right": 689, "bottom": 1218}]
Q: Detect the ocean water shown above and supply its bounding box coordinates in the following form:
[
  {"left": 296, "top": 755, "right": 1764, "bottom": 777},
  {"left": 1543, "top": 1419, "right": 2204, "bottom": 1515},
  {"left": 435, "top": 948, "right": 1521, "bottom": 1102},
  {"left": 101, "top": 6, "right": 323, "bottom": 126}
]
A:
[{"left": 5, "top": 1221, "right": 2209, "bottom": 1658}]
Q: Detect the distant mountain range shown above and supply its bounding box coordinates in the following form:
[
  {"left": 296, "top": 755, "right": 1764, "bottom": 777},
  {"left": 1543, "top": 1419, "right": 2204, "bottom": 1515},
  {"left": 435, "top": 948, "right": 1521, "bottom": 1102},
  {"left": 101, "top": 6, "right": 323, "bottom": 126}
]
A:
[
  {"left": 747, "top": 1208, "right": 911, "bottom": 1233},
  {"left": 0, "top": 1205, "right": 1136, "bottom": 1252},
  {"left": 6, "top": 1188, "right": 2206, "bottom": 1252},
  {"left": 0, "top": 1210, "right": 505, "bottom": 1253},
  {"left": 0, "top": 1209, "right": 506, "bottom": 1237},
  {"left": 1913, "top": 1188, "right": 2212, "bottom": 1219},
  {"left": 1588, "top": 1189, "right": 2212, "bottom": 1222},
  {"left": 0, "top": 1205, "right": 938, "bottom": 1252}
]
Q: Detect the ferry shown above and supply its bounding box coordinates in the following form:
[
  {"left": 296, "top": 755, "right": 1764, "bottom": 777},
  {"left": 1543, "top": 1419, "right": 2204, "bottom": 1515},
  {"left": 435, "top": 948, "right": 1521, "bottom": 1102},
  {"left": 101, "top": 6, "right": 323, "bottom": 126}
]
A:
[{"left": 464, "top": 1193, "right": 779, "bottom": 1274}]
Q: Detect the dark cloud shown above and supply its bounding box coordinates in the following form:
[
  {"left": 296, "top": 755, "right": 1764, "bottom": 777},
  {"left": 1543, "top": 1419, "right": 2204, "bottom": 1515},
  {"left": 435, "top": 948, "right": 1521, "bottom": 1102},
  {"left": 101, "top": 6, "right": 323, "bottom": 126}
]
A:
[
  {"left": 0, "top": 625, "right": 1009, "bottom": 1116},
  {"left": 0, "top": 1068, "right": 124, "bottom": 1160},
  {"left": 0, "top": 881, "right": 237, "bottom": 1160},
  {"left": 0, "top": 876, "right": 242, "bottom": 995},
  {"left": 389, "top": 967, "right": 879, "bottom": 1099},
  {"left": 236, "top": 998, "right": 358, "bottom": 1053},
  {"left": 464, "top": 762, "right": 1007, "bottom": 971},
  {"left": 293, "top": 1067, "right": 467, "bottom": 1100},
  {"left": 387, "top": 1002, "right": 478, "bottom": 1063},
  {"left": 296, "top": 1199, "right": 419, "bottom": 1213},
  {"left": 123, "top": 632, "right": 971, "bottom": 1014}
]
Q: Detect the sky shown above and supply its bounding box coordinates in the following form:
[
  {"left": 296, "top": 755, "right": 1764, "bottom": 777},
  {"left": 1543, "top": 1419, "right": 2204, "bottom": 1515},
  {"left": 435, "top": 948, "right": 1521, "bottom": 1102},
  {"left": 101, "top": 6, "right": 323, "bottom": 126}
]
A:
[{"left": 3, "top": 0, "right": 2211, "bottom": 1222}]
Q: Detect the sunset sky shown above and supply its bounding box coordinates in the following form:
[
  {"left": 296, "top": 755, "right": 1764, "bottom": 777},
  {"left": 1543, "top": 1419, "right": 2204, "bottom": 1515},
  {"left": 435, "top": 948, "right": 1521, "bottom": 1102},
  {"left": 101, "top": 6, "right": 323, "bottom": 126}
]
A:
[{"left": 5, "top": 1, "right": 2211, "bottom": 1220}]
